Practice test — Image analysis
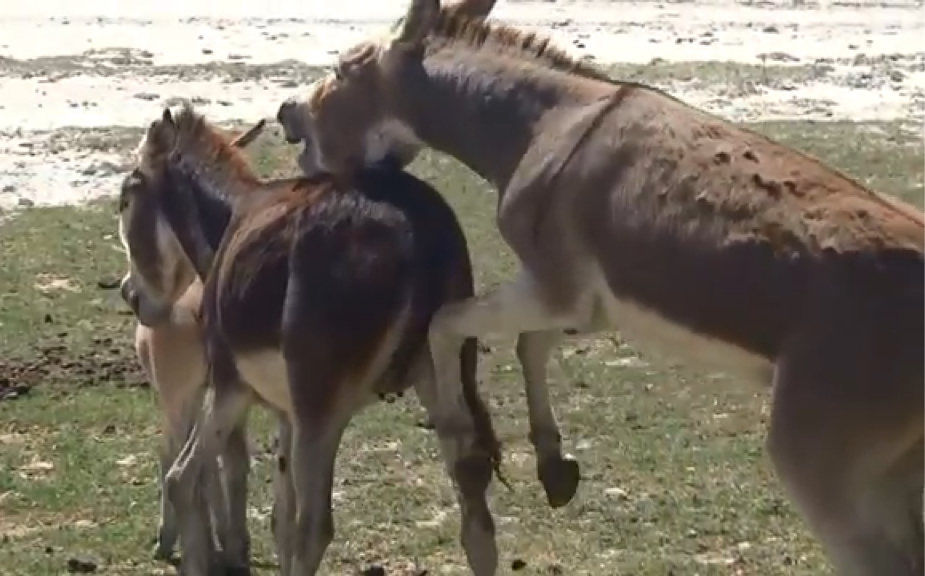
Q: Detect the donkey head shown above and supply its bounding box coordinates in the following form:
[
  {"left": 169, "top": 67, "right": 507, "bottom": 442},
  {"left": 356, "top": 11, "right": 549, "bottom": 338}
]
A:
[
  {"left": 118, "top": 108, "right": 266, "bottom": 327},
  {"left": 276, "top": 0, "right": 496, "bottom": 176}
]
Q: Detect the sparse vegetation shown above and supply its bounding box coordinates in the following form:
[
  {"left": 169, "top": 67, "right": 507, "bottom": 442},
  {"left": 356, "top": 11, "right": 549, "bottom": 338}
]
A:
[{"left": 0, "top": 119, "right": 921, "bottom": 575}]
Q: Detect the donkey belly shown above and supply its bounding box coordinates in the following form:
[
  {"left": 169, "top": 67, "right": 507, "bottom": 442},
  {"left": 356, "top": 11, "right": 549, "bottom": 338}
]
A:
[
  {"left": 590, "top": 276, "right": 773, "bottom": 386},
  {"left": 234, "top": 350, "right": 293, "bottom": 417}
]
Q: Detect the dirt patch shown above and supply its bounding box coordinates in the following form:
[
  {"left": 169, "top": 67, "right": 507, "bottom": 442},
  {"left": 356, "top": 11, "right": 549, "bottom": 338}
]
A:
[{"left": 0, "top": 335, "right": 145, "bottom": 403}]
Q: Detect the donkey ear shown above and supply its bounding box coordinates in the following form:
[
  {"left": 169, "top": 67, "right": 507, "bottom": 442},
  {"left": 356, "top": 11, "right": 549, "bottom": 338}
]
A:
[
  {"left": 230, "top": 119, "right": 266, "bottom": 148},
  {"left": 445, "top": 0, "right": 495, "bottom": 18},
  {"left": 392, "top": 0, "right": 440, "bottom": 49},
  {"left": 161, "top": 107, "right": 174, "bottom": 125}
]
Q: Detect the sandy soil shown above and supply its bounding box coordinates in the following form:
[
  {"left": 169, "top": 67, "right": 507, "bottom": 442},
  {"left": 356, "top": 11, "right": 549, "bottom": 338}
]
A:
[{"left": 0, "top": 0, "right": 922, "bottom": 209}]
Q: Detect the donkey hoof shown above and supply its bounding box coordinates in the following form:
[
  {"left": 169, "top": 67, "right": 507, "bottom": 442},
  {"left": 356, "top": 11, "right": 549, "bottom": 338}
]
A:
[
  {"left": 151, "top": 541, "right": 175, "bottom": 562},
  {"left": 538, "top": 455, "right": 580, "bottom": 508},
  {"left": 223, "top": 564, "right": 252, "bottom": 576}
]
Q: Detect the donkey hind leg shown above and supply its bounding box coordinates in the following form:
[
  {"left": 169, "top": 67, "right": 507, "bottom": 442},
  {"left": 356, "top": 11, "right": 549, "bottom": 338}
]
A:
[
  {"left": 217, "top": 419, "right": 252, "bottom": 574},
  {"left": 516, "top": 330, "right": 580, "bottom": 508},
  {"left": 414, "top": 359, "right": 497, "bottom": 576},
  {"left": 768, "top": 361, "right": 923, "bottom": 575},
  {"left": 271, "top": 417, "right": 295, "bottom": 576},
  {"left": 287, "top": 412, "right": 350, "bottom": 576},
  {"left": 166, "top": 385, "right": 252, "bottom": 576},
  {"left": 284, "top": 348, "right": 356, "bottom": 576},
  {"left": 154, "top": 390, "right": 204, "bottom": 561}
]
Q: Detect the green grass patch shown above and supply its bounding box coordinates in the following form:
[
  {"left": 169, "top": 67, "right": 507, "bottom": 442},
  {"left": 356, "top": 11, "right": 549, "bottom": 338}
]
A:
[{"left": 0, "top": 119, "right": 921, "bottom": 575}]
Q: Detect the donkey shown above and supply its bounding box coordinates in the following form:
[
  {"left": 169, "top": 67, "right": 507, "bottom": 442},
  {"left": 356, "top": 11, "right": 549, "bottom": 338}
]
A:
[
  {"left": 279, "top": 0, "right": 580, "bottom": 512},
  {"left": 122, "top": 120, "right": 267, "bottom": 563},
  {"left": 275, "top": 0, "right": 925, "bottom": 574},
  {"left": 118, "top": 103, "right": 503, "bottom": 576}
]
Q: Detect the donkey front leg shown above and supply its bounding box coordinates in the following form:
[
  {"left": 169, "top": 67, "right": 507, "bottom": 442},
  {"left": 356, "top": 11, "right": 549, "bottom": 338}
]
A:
[
  {"left": 271, "top": 417, "right": 295, "bottom": 576},
  {"left": 427, "top": 271, "right": 581, "bottom": 501},
  {"left": 154, "top": 392, "right": 207, "bottom": 561},
  {"left": 154, "top": 432, "right": 181, "bottom": 560},
  {"left": 166, "top": 422, "right": 221, "bottom": 576},
  {"left": 516, "top": 330, "right": 580, "bottom": 508},
  {"left": 166, "top": 385, "right": 252, "bottom": 576}
]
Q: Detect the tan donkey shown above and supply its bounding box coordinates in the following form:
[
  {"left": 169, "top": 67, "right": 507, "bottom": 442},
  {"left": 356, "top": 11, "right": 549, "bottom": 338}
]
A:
[
  {"left": 122, "top": 120, "right": 268, "bottom": 563},
  {"left": 276, "top": 0, "right": 925, "bottom": 573},
  {"left": 118, "top": 103, "right": 504, "bottom": 576}
]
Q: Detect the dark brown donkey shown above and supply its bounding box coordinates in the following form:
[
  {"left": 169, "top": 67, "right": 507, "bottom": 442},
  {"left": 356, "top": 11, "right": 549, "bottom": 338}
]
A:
[
  {"left": 277, "top": 0, "right": 925, "bottom": 574},
  {"left": 118, "top": 103, "right": 503, "bottom": 576}
]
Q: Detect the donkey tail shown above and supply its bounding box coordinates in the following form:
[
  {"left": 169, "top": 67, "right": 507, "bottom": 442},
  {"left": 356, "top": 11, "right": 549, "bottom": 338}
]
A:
[{"left": 460, "top": 336, "right": 509, "bottom": 489}]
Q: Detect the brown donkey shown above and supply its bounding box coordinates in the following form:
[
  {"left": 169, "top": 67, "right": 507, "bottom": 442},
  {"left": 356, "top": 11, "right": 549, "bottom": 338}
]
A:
[
  {"left": 277, "top": 0, "right": 925, "bottom": 573},
  {"left": 280, "top": 0, "right": 580, "bottom": 513},
  {"left": 122, "top": 120, "right": 267, "bottom": 562},
  {"left": 118, "top": 103, "right": 503, "bottom": 576}
]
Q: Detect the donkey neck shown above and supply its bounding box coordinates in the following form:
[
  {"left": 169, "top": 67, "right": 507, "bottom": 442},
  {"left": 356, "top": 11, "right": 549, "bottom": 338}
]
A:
[
  {"left": 162, "top": 148, "right": 262, "bottom": 281},
  {"left": 394, "top": 49, "right": 615, "bottom": 190}
]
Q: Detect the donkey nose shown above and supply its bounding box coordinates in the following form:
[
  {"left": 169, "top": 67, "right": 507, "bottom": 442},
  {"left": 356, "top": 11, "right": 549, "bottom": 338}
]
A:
[
  {"left": 119, "top": 276, "right": 140, "bottom": 314},
  {"left": 277, "top": 98, "right": 298, "bottom": 123}
]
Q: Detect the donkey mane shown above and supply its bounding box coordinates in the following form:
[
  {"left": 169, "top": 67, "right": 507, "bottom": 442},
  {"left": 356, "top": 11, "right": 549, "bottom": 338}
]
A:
[
  {"left": 423, "top": 12, "right": 924, "bottom": 228},
  {"left": 164, "top": 103, "right": 260, "bottom": 202},
  {"left": 423, "top": 10, "right": 677, "bottom": 98}
]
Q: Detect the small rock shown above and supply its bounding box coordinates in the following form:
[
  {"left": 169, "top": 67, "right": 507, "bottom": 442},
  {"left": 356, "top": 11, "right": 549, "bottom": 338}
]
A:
[
  {"left": 2, "top": 184, "right": 15, "bottom": 193},
  {"left": 97, "top": 278, "right": 121, "bottom": 290},
  {"left": 133, "top": 92, "right": 159, "bottom": 101},
  {"left": 202, "top": 48, "right": 214, "bottom": 55},
  {"left": 0, "top": 385, "right": 32, "bottom": 401},
  {"left": 17, "top": 197, "right": 34, "bottom": 207},
  {"left": 762, "top": 25, "right": 779, "bottom": 33},
  {"left": 66, "top": 557, "right": 98, "bottom": 573},
  {"left": 889, "top": 69, "right": 905, "bottom": 82},
  {"left": 761, "top": 51, "right": 799, "bottom": 63},
  {"left": 604, "top": 486, "right": 629, "bottom": 500},
  {"left": 360, "top": 566, "right": 386, "bottom": 576},
  {"left": 511, "top": 559, "right": 527, "bottom": 571}
]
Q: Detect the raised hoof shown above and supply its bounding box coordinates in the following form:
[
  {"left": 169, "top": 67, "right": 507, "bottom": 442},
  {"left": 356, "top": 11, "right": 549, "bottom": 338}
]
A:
[{"left": 538, "top": 455, "right": 580, "bottom": 508}]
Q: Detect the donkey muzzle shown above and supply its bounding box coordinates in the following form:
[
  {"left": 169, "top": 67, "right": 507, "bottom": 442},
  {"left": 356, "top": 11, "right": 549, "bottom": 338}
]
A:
[
  {"left": 276, "top": 98, "right": 303, "bottom": 144},
  {"left": 120, "top": 275, "right": 173, "bottom": 328}
]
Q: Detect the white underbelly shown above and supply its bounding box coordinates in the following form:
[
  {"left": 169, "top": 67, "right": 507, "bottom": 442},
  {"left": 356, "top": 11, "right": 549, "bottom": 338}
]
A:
[
  {"left": 591, "top": 284, "right": 773, "bottom": 386},
  {"left": 234, "top": 350, "right": 293, "bottom": 416}
]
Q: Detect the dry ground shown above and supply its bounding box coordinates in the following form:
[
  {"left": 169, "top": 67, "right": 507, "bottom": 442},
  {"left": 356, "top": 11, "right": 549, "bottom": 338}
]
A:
[{"left": 0, "top": 118, "right": 922, "bottom": 575}]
